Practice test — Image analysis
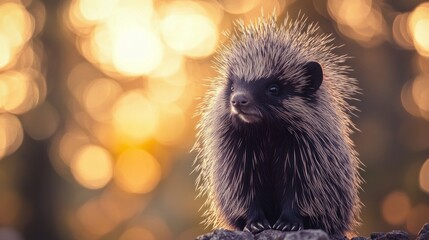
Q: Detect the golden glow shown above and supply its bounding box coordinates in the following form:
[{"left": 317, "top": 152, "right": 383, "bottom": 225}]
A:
[
  {"left": 327, "top": 0, "right": 386, "bottom": 47},
  {"left": 408, "top": 3, "right": 429, "bottom": 57},
  {"left": 392, "top": 13, "right": 413, "bottom": 49},
  {"left": 218, "top": 0, "right": 260, "bottom": 14},
  {"left": 401, "top": 75, "right": 429, "bottom": 121},
  {"left": 111, "top": 24, "right": 164, "bottom": 75},
  {"left": 114, "top": 149, "right": 161, "bottom": 194},
  {"left": 195, "top": 0, "right": 224, "bottom": 25},
  {"left": 160, "top": 2, "right": 218, "bottom": 58},
  {"left": 0, "top": 35, "right": 12, "bottom": 69},
  {"left": 401, "top": 81, "right": 421, "bottom": 117},
  {"left": 411, "top": 75, "right": 429, "bottom": 113},
  {"left": 119, "top": 227, "right": 155, "bottom": 240},
  {"left": 0, "top": 114, "right": 24, "bottom": 159},
  {"left": 0, "top": 2, "right": 34, "bottom": 70},
  {"left": 328, "top": 0, "right": 371, "bottom": 26},
  {"left": 77, "top": 0, "right": 119, "bottom": 23},
  {"left": 87, "top": 13, "right": 163, "bottom": 76},
  {"left": 240, "top": 0, "right": 285, "bottom": 21},
  {"left": 381, "top": 191, "right": 411, "bottom": 225},
  {"left": 406, "top": 204, "right": 429, "bottom": 235},
  {"left": 150, "top": 47, "right": 184, "bottom": 78},
  {"left": 71, "top": 145, "right": 113, "bottom": 189},
  {"left": 86, "top": 24, "right": 111, "bottom": 65},
  {"left": 67, "top": 63, "right": 101, "bottom": 102},
  {"left": 69, "top": 0, "right": 162, "bottom": 77},
  {"left": 154, "top": 106, "right": 186, "bottom": 146},
  {"left": 59, "top": 130, "right": 90, "bottom": 165},
  {"left": 419, "top": 159, "right": 429, "bottom": 194},
  {"left": 0, "top": 71, "right": 40, "bottom": 114},
  {"left": 146, "top": 74, "right": 187, "bottom": 105},
  {"left": 83, "top": 78, "right": 122, "bottom": 122},
  {"left": 412, "top": 19, "right": 429, "bottom": 57},
  {"left": 112, "top": 91, "right": 158, "bottom": 144},
  {"left": 76, "top": 198, "right": 117, "bottom": 236},
  {"left": 98, "top": 187, "right": 149, "bottom": 223}
]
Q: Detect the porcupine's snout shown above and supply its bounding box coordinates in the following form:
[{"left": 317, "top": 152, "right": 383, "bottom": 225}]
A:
[
  {"left": 230, "top": 91, "right": 262, "bottom": 123},
  {"left": 231, "top": 93, "right": 249, "bottom": 107}
]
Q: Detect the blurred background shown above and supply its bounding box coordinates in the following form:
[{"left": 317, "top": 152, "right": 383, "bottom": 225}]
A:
[{"left": 0, "top": 0, "right": 428, "bottom": 239}]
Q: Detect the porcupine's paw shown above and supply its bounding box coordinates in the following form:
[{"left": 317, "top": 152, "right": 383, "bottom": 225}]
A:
[
  {"left": 242, "top": 208, "right": 271, "bottom": 233},
  {"left": 273, "top": 214, "right": 303, "bottom": 231},
  {"left": 243, "top": 221, "right": 271, "bottom": 234},
  {"left": 272, "top": 221, "right": 303, "bottom": 231}
]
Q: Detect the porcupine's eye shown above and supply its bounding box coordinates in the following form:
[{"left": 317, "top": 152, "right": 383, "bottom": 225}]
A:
[
  {"left": 230, "top": 85, "right": 235, "bottom": 91},
  {"left": 267, "top": 84, "right": 280, "bottom": 96}
]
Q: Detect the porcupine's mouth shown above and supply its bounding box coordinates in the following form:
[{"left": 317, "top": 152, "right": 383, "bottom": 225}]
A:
[{"left": 231, "top": 107, "right": 262, "bottom": 123}]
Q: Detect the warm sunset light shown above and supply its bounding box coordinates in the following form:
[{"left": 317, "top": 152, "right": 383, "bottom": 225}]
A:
[
  {"left": 0, "top": 114, "right": 23, "bottom": 159},
  {"left": 114, "top": 149, "right": 161, "bottom": 194},
  {"left": 82, "top": 78, "right": 122, "bottom": 122},
  {"left": 71, "top": 145, "right": 113, "bottom": 189},
  {"left": 392, "top": 13, "right": 414, "bottom": 50},
  {"left": 58, "top": 130, "right": 90, "bottom": 166},
  {"left": 112, "top": 91, "right": 158, "bottom": 144},
  {"left": 154, "top": 106, "right": 186, "bottom": 146},
  {"left": 77, "top": 0, "right": 118, "bottom": 23},
  {"left": 0, "top": 71, "right": 40, "bottom": 115},
  {"left": 4, "top": 0, "right": 429, "bottom": 239},
  {"left": 419, "top": 159, "right": 429, "bottom": 194},
  {"left": 119, "top": 227, "right": 155, "bottom": 240},
  {"left": 411, "top": 19, "right": 429, "bottom": 57},
  {"left": 111, "top": 26, "right": 164, "bottom": 76},
  {"left": 146, "top": 74, "right": 187, "bottom": 105},
  {"left": 406, "top": 204, "right": 429, "bottom": 235},
  {"left": 0, "top": 2, "right": 34, "bottom": 70},
  {"left": 327, "top": 0, "right": 386, "bottom": 46},
  {"left": 76, "top": 198, "right": 117, "bottom": 236},
  {"left": 411, "top": 75, "right": 429, "bottom": 116},
  {"left": 160, "top": 1, "right": 218, "bottom": 58},
  {"left": 68, "top": 0, "right": 161, "bottom": 77},
  {"left": 218, "top": 0, "right": 260, "bottom": 14},
  {"left": 409, "top": 3, "right": 429, "bottom": 57},
  {"left": 381, "top": 191, "right": 411, "bottom": 225},
  {"left": 150, "top": 47, "right": 184, "bottom": 78}
]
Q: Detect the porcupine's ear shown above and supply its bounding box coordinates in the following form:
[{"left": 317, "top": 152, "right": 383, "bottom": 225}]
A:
[{"left": 303, "top": 61, "right": 323, "bottom": 94}]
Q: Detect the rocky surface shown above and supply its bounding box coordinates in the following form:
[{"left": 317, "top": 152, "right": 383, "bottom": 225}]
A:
[
  {"left": 417, "top": 223, "right": 429, "bottom": 240},
  {"left": 196, "top": 223, "right": 429, "bottom": 240},
  {"left": 195, "top": 229, "right": 329, "bottom": 240}
]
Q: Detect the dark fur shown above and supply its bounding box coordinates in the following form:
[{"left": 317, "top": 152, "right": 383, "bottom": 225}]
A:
[{"left": 194, "top": 15, "right": 362, "bottom": 236}]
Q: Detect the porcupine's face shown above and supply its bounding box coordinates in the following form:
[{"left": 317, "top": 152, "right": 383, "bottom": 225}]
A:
[{"left": 226, "top": 61, "right": 324, "bottom": 125}]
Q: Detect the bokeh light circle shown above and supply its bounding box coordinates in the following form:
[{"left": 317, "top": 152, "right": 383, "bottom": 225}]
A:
[
  {"left": 381, "top": 191, "right": 411, "bottom": 225},
  {"left": 0, "top": 114, "right": 24, "bottom": 159},
  {"left": 112, "top": 91, "right": 158, "bottom": 144},
  {"left": 160, "top": 2, "right": 218, "bottom": 58},
  {"left": 114, "top": 149, "right": 161, "bottom": 194},
  {"left": 419, "top": 159, "right": 429, "bottom": 194},
  {"left": 71, "top": 145, "right": 114, "bottom": 189},
  {"left": 119, "top": 227, "right": 155, "bottom": 240}
]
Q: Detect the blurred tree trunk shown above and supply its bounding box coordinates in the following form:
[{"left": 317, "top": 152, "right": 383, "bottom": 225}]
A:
[{"left": 22, "top": 0, "right": 65, "bottom": 239}]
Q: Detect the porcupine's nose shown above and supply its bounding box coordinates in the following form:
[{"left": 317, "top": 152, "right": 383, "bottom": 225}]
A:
[{"left": 231, "top": 93, "right": 249, "bottom": 107}]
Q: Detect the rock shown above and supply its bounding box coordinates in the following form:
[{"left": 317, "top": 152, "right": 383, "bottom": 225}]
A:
[
  {"left": 196, "top": 229, "right": 253, "bottom": 240},
  {"left": 370, "top": 231, "right": 409, "bottom": 240},
  {"left": 196, "top": 224, "right": 429, "bottom": 240},
  {"left": 257, "top": 229, "right": 329, "bottom": 240},
  {"left": 417, "top": 223, "right": 429, "bottom": 240},
  {"left": 196, "top": 229, "right": 330, "bottom": 240}
]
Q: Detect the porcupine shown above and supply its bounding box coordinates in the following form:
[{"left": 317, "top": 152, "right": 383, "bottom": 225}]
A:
[{"left": 193, "top": 15, "right": 362, "bottom": 237}]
